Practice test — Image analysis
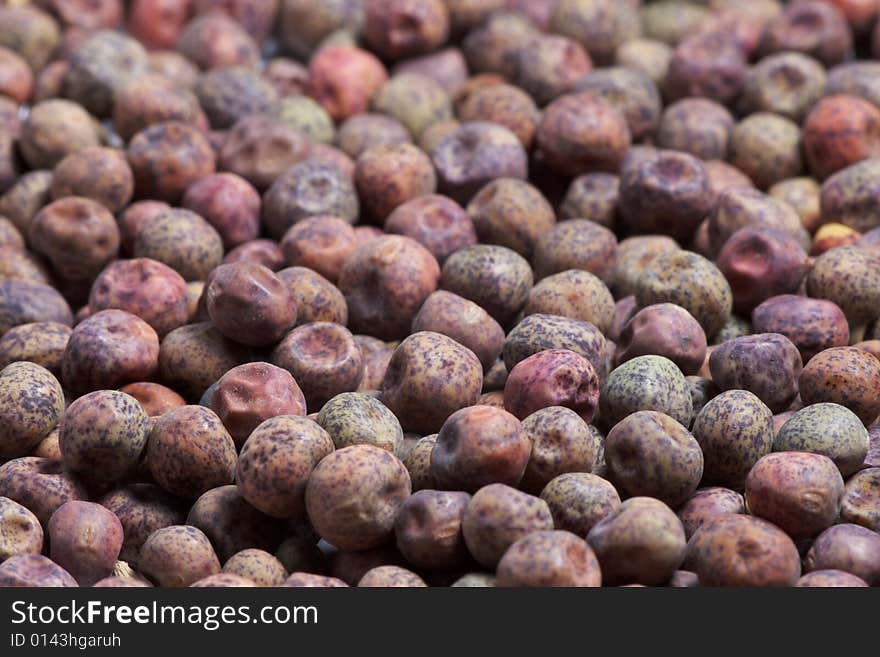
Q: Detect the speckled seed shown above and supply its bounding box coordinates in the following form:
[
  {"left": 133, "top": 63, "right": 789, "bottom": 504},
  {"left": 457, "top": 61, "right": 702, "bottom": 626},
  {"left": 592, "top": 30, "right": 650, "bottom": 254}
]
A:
[
  {"left": 59, "top": 390, "right": 149, "bottom": 484},
  {"left": 132, "top": 208, "right": 223, "bottom": 281},
  {"left": 745, "top": 452, "right": 845, "bottom": 540},
  {"left": 523, "top": 270, "right": 615, "bottom": 336},
  {"left": 358, "top": 565, "right": 427, "bottom": 587},
  {"left": 305, "top": 444, "right": 411, "bottom": 551},
  {"left": 634, "top": 250, "right": 732, "bottom": 339},
  {"left": 605, "top": 411, "right": 703, "bottom": 507},
  {"left": 692, "top": 390, "right": 774, "bottom": 490},
  {"left": 403, "top": 435, "right": 437, "bottom": 491},
  {"left": 804, "top": 523, "right": 880, "bottom": 586},
  {"left": 411, "top": 290, "right": 505, "bottom": 370},
  {"left": 0, "top": 362, "right": 64, "bottom": 458},
  {"left": 0, "top": 553, "right": 77, "bottom": 587},
  {"left": 145, "top": 406, "right": 237, "bottom": 500},
  {"left": 677, "top": 487, "right": 745, "bottom": 539},
  {"left": 774, "top": 403, "right": 869, "bottom": 477},
  {"left": 380, "top": 331, "right": 483, "bottom": 435},
  {"left": 599, "top": 355, "right": 693, "bottom": 428},
  {"left": 586, "top": 497, "right": 686, "bottom": 586},
  {"left": 532, "top": 219, "right": 618, "bottom": 285},
  {"left": 799, "top": 347, "right": 880, "bottom": 425},
  {"left": 840, "top": 467, "right": 880, "bottom": 532},
  {"left": 615, "top": 303, "right": 707, "bottom": 376},
  {"left": 519, "top": 407, "right": 596, "bottom": 494},
  {"left": 276, "top": 267, "right": 348, "bottom": 326},
  {"left": 496, "top": 530, "right": 601, "bottom": 587},
  {"left": 99, "top": 484, "right": 186, "bottom": 569},
  {"left": 222, "top": 549, "right": 289, "bottom": 587},
  {"left": 539, "top": 472, "right": 620, "bottom": 536},
  {"left": 393, "top": 490, "right": 470, "bottom": 571},
  {"left": 461, "top": 483, "right": 553, "bottom": 569},
  {"left": 139, "top": 525, "right": 220, "bottom": 588},
  {"left": 317, "top": 392, "right": 402, "bottom": 454},
  {"left": 751, "top": 295, "right": 850, "bottom": 362},
  {"left": 0, "top": 457, "right": 88, "bottom": 528},
  {"left": 0, "top": 496, "right": 43, "bottom": 561},
  {"left": 807, "top": 245, "right": 880, "bottom": 328},
  {"left": 61, "top": 309, "right": 160, "bottom": 395},
  {"left": 440, "top": 244, "right": 533, "bottom": 327},
  {"left": 236, "top": 415, "right": 334, "bottom": 521},
  {"left": 684, "top": 514, "right": 801, "bottom": 587},
  {"left": 503, "top": 314, "right": 608, "bottom": 381}
]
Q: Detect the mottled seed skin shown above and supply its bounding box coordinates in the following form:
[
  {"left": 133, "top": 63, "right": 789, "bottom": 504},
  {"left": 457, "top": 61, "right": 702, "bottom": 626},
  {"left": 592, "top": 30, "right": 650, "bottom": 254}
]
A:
[
  {"left": 496, "top": 530, "right": 602, "bottom": 588},
  {"left": 59, "top": 390, "right": 149, "bottom": 484},
  {"left": 0, "top": 553, "right": 77, "bottom": 587},
  {"left": 599, "top": 355, "right": 693, "bottom": 429},
  {"left": 751, "top": 295, "right": 849, "bottom": 362},
  {"left": 318, "top": 393, "right": 402, "bottom": 455},
  {"left": 380, "top": 331, "right": 482, "bottom": 435},
  {"left": 540, "top": 472, "right": 620, "bottom": 536},
  {"left": 0, "top": 362, "right": 64, "bottom": 458},
  {"left": 840, "top": 467, "right": 880, "bottom": 532},
  {"left": 684, "top": 514, "right": 801, "bottom": 587},
  {"left": 139, "top": 525, "right": 221, "bottom": 588},
  {"left": 709, "top": 333, "right": 803, "bottom": 414},
  {"left": 394, "top": 490, "right": 470, "bottom": 571},
  {"left": 0, "top": 457, "right": 88, "bottom": 528},
  {"left": 586, "top": 497, "right": 686, "bottom": 586},
  {"left": 145, "top": 406, "right": 237, "bottom": 500},
  {"left": 745, "top": 452, "right": 845, "bottom": 541},
  {"left": 799, "top": 347, "right": 880, "bottom": 425},
  {"left": 461, "top": 484, "right": 553, "bottom": 569},
  {"left": 306, "top": 445, "right": 411, "bottom": 551},
  {"left": 677, "top": 487, "right": 745, "bottom": 539},
  {"left": 605, "top": 411, "right": 703, "bottom": 507},
  {"left": 519, "top": 406, "right": 597, "bottom": 495},
  {"left": 635, "top": 251, "right": 732, "bottom": 339},
  {"left": 774, "top": 403, "right": 869, "bottom": 477},
  {"left": 692, "top": 390, "right": 773, "bottom": 490}
]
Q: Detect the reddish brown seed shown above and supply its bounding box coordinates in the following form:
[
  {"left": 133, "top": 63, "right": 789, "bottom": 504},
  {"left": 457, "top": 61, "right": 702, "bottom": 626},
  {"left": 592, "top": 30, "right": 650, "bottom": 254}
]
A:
[
  {"left": 497, "top": 530, "right": 601, "bottom": 588},
  {"left": 210, "top": 362, "right": 307, "bottom": 446},
  {"left": 118, "top": 382, "right": 186, "bottom": 418},
  {"left": 677, "top": 487, "right": 745, "bottom": 539},
  {"left": 717, "top": 227, "right": 810, "bottom": 316},
  {"left": 384, "top": 194, "right": 477, "bottom": 263},
  {"left": 663, "top": 32, "right": 747, "bottom": 105},
  {"left": 354, "top": 143, "right": 436, "bottom": 222},
  {"left": 280, "top": 216, "right": 357, "bottom": 284},
  {"left": 305, "top": 444, "right": 411, "bottom": 551},
  {"left": 797, "top": 570, "right": 869, "bottom": 587},
  {"left": 224, "top": 239, "right": 286, "bottom": 271},
  {"left": 127, "top": 0, "right": 189, "bottom": 49},
  {"left": 751, "top": 295, "right": 850, "bottom": 363},
  {"left": 308, "top": 46, "right": 388, "bottom": 122},
  {"left": 176, "top": 12, "right": 260, "bottom": 70},
  {"left": 339, "top": 235, "right": 440, "bottom": 341},
  {"left": 48, "top": 500, "right": 122, "bottom": 586},
  {"left": 271, "top": 322, "right": 364, "bottom": 410},
  {"left": 615, "top": 303, "right": 707, "bottom": 376},
  {"left": 537, "top": 93, "right": 630, "bottom": 176},
  {"left": 745, "top": 452, "right": 845, "bottom": 540},
  {"left": 88, "top": 258, "right": 189, "bottom": 338},
  {"left": 363, "top": 0, "right": 450, "bottom": 61},
  {"left": 431, "top": 405, "right": 531, "bottom": 492},
  {"left": 127, "top": 121, "right": 216, "bottom": 204},
  {"left": 394, "top": 489, "right": 470, "bottom": 570},
  {"left": 205, "top": 262, "right": 297, "bottom": 348},
  {"left": 803, "top": 94, "right": 880, "bottom": 180},
  {"left": 181, "top": 173, "right": 260, "bottom": 249},
  {"left": 380, "top": 331, "right": 483, "bottom": 434},
  {"left": 799, "top": 346, "right": 880, "bottom": 425},
  {"left": 804, "top": 523, "right": 880, "bottom": 585},
  {"left": 684, "top": 514, "right": 801, "bottom": 587},
  {"left": 28, "top": 196, "right": 119, "bottom": 282},
  {"left": 139, "top": 525, "right": 220, "bottom": 587},
  {"left": 61, "top": 310, "right": 159, "bottom": 395}
]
